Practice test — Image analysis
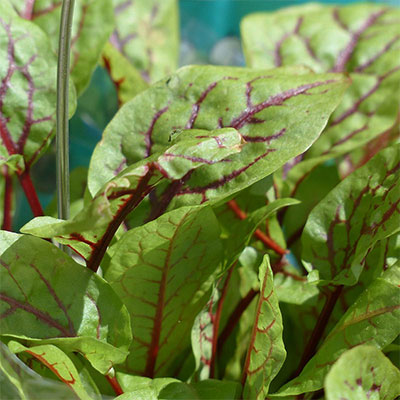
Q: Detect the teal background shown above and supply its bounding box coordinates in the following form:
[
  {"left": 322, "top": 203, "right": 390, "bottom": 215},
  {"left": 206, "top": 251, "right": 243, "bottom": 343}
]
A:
[{"left": 14, "top": 0, "right": 399, "bottom": 229}]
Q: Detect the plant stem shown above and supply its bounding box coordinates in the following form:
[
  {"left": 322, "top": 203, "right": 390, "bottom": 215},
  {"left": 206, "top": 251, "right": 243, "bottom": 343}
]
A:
[
  {"left": 209, "top": 266, "right": 234, "bottom": 378},
  {"left": 22, "top": 0, "right": 36, "bottom": 20},
  {"left": 18, "top": 169, "right": 44, "bottom": 217},
  {"left": 1, "top": 166, "right": 13, "bottom": 230},
  {"left": 227, "top": 200, "right": 288, "bottom": 256},
  {"left": 293, "top": 285, "right": 343, "bottom": 377},
  {"left": 217, "top": 288, "right": 259, "bottom": 353},
  {"left": 56, "top": 0, "right": 75, "bottom": 252},
  {"left": 105, "top": 375, "right": 124, "bottom": 396}
]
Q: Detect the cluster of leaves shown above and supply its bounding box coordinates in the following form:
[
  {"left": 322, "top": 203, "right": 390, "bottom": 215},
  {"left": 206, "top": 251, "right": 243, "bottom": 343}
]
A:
[{"left": 1, "top": 1, "right": 399, "bottom": 399}]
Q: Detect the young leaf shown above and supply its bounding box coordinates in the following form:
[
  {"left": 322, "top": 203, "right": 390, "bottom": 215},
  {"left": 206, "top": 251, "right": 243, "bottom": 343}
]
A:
[
  {"left": 21, "top": 128, "right": 242, "bottom": 269},
  {"left": 105, "top": 205, "right": 225, "bottom": 377},
  {"left": 324, "top": 345, "right": 400, "bottom": 400},
  {"left": 0, "top": 235, "right": 132, "bottom": 374},
  {"left": 25, "top": 0, "right": 114, "bottom": 95},
  {"left": 0, "top": 342, "right": 79, "bottom": 400},
  {"left": 275, "top": 263, "right": 400, "bottom": 397},
  {"left": 302, "top": 145, "right": 400, "bottom": 285},
  {"left": 110, "top": 0, "right": 179, "bottom": 83},
  {"left": 242, "top": 255, "right": 286, "bottom": 399},
  {"left": 101, "top": 42, "right": 149, "bottom": 106},
  {"left": 0, "top": 2, "right": 76, "bottom": 175},
  {"left": 88, "top": 65, "right": 349, "bottom": 206},
  {"left": 8, "top": 341, "right": 92, "bottom": 400}
]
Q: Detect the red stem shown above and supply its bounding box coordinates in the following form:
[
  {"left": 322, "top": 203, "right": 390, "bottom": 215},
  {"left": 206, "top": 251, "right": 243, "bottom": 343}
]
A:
[
  {"left": 1, "top": 166, "right": 13, "bottom": 230},
  {"left": 105, "top": 374, "right": 124, "bottom": 396},
  {"left": 22, "top": 0, "right": 36, "bottom": 19},
  {"left": 18, "top": 169, "right": 44, "bottom": 217},
  {"left": 209, "top": 266, "right": 234, "bottom": 378},
  {"left": 293, "top": 285, "right": 343, "bottom": 377},
  {"left": 217, "top": 288, "right": 259, "bottom": 353},
  {"left": 227, "top": 200, "right": 288, "bottom": 256}
]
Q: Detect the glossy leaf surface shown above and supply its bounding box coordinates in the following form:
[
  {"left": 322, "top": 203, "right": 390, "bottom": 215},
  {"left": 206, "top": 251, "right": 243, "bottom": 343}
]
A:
[
  {"left": 21, "top": 128, "right": 242, "bottom": 267},
  {"left": 242, "top": 256, "right": 286, "bottom": 399},
  {"left": 0, "top": 235, "right": 132, "bottom": 373},
  {"left": 302, "top": 145, "right": 400, "bottom": 285},
  {"left": 88, "top": 65, "right": 349, "bottom": 205},
  {"left": 324, "top": 345, "right": 400, "bottom": 400},
  {"left": 8, "top": 341, "right": 93, "bottom": 400},
  {"left": 276, "top": 264, "right": 400, "bottom": 396},
  {"left": 105, "top": 206, "right": 224, "bottom": 377},
  {"left": 110, "top": 0, "right": 179, "bottom": 83}
]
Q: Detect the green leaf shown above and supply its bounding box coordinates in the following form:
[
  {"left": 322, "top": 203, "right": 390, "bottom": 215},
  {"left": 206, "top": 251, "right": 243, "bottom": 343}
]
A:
[
  {"left": 0, "top": 235, "right": 132, "bottom": 374},
  {"left": 242, "top": 255, "right": 286, "bottom": 399},
  {"left": 302, "top": 145, "right": 400, "bottom": 285},
  {"left": 156, "top": 379, "right": 242, "bottom": 400},
  {"left": 110, "top": 0, "right": 179, "bottom": 83},
  {"left": 8, "top": 341, "right": 92, "bottom": 400},
  {"left": 25, "top": 0, "right": 114, "bottom": 95},
  {"left": 88, "top": 65, "right": 349, "bottom": 201},
  {"left": 0, "top": 3, "right": 76, "bottom": 175},
  {"left": 21, "top": 128, "right": 242, "bottom": 268},
  {"left": 100, "top": 42, "right": 149, "bottom": 106},
  {"left": 0, "top": 229, "right": 21, "bottom": 256},
  {"left": 105, "top": 205, "right": 225, "bottom": 377},
  {"left": 275, "top": 263, "right": 400, "bottom": 396},
  {"left": 241, "top": 4, "right": 400, "bottom": 159},
  {"left": 324, "top": 345, "right": 400, "bottom": 400},
  {"left": 0, "top": 342, "right": 78, "bottom": 400},
  {"left": 115, "top": 374, "right": 179, "bottom": 400},
  {"left": 241, "top": 3, "right": 399, "bottom": 75}
]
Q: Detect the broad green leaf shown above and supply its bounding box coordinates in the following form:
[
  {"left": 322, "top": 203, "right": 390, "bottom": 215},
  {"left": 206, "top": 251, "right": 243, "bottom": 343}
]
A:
[
  {"left": 0, "top": 3, "right": 76, "bottom": 175},
  {"left": 324, "top": 345, "right": 400, "bottom": 400},
  {"left": 0, "top": 342, "right": 77, "bottom": 400},
  {"left": 275, "top": 264, "right": 400, "bottom": 396},
  {"left": 110, "top": 0, "right": 179, "bottom": 83},
  {"left": 157, "top": 380, "right": 241, "bottom": 400},
  {"left": 8, "top": 341, "right": 92, "bottom": 400},
  {"left": 241, "top": 4, "right": 400, "bottom": 159},
  {"left": 101, "top": 42, "right": 149, "bottom": 106},
  {"left": 21, "top": 128, "right": 242, "bottom": 267},
  {"left": 115, "top": 374, "right": 179, "bottom": 400},
  {"left": 242, "top": 255, "right": 286, "bottom": 399},
  {"left": 302, "top": 145, "right": 400, "bottom": 285},
  {"left": 88, "top": 65, "right": 349, "bottom": 200},
  {"left": 22, "top": 0, "right": 115, "bottom": 95},
  {"left": 0, "top": 235, "right": 132, "bottom": 374},
  {"left": 105, "top": 206, "right": 225, "bottom": 377},
  {"left": 241, "top": 3, "right": 399, "bottom": 75}
]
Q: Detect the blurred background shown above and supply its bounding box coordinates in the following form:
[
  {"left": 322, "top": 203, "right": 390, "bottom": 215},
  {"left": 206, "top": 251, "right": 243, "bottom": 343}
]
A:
[{"left": 14, "top": 0, "right": 398, "bottom": 228}]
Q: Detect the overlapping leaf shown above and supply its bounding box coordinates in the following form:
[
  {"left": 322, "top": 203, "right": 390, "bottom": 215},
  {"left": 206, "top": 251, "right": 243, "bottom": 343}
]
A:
[
  {"left": 275, "top": 263, "right": 400, "bottom": 396},
  {"left": 242, "top": 256, "right": 286, "bottom": 399},
  {"left": 0, "top": 234, "right": 132, "bottom": 373},
  {"left": 0, "top": 342, "right": 79, "bottom": 400},
  {"left": 88, "top": 65, "right": 349, "bottom": 209},
  {"left": 8, "top": 341, "right": 92, "bottom": 400},
  {"left": 13, "top": 0, "right": 115, "bottom": 95},
  {"left": 241, "top": 3, "right": 400, "bottom": 159},
  {"left": 21, "top": 128, "right": 242, "bottom": 268},
  {"left": 109, "top": 0, "right": 179, "bottom": 84},
  {"left": 302, "top": 145, "right": 400, "bottom": 285},
  {"left": 0, "top": 2, "right": 75, "bottom": 174},
  {"left": 105, "top": 206, "right": 225, "bottom": 377},
  {"left": 324, "top": 345, "right": 400, "bottom": 400}
]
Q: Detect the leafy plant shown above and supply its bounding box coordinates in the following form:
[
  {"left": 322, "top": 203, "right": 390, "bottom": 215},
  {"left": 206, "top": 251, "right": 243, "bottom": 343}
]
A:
[{"left": 1, "top": 1, "right": 399, "bottom": 399}]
